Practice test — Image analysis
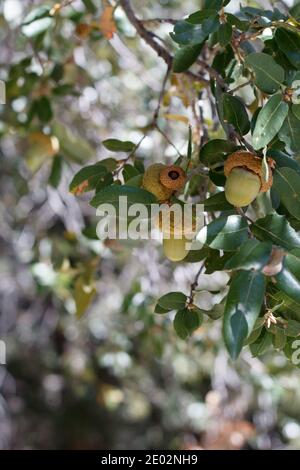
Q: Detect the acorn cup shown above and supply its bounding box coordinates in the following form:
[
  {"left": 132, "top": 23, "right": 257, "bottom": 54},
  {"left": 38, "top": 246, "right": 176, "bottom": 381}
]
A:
[
  {"left": 224, "top": 151, "right": 275, "bottom": 207},
  {"left": 142, "top": 163, "right": 186, "bottom": 202}
]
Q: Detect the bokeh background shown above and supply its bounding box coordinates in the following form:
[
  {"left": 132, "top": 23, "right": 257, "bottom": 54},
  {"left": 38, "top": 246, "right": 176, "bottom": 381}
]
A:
[{"left": 1, "top": 0, "right": 300, "bottom": 450}]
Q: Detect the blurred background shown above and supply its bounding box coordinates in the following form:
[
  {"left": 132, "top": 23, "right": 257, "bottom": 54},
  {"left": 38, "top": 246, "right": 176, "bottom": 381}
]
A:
[{"left": 1, "top": 0, "right": 300, "bottom": 450}]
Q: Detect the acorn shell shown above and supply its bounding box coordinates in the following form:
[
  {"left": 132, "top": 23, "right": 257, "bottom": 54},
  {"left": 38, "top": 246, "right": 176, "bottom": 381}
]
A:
[
  {"left": 224, "top": 151, "right": 275, "bottom": 192},
  {"left": 142, "top": 163, "right": 173, "bottom": 202},
  {"left": 159, "top": 165, "right": 187, "bottom": 190}
]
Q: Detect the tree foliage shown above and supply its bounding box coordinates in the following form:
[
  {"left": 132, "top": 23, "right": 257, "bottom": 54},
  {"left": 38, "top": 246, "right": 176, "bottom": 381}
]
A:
[{"left": 3, "top": 0, "right": 300, "bottom": 370}]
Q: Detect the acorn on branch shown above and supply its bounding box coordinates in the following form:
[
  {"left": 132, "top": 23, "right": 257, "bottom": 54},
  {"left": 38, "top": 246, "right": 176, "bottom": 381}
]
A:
[
  {"left": 155, "top": 208, "right": 199, "bottom": 262},
  {"left": 224, "top": 151, "right": 275, "bottom": 207},
  {"left": 142, "top": 163, "right": 186, "bottom": 202}
]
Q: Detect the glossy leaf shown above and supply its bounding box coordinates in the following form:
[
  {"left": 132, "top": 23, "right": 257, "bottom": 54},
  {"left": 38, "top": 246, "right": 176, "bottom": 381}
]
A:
[
  {"left": 156, "top": 292, "right": 187, "bottom": 312},
  {"left": 223, "top": 270, "right": 266, "bottom": 359},
  {"left": 245, "top": 52, "right": 285, "bottom": 93},
  {"left": 173, "top": 308, "right": 200, "bottom": 339},
  {"left": 70, "top": 164, "right": 107, "bottom": 194},
  {"left": 197, "top": 215, "right": 248, "bottom": 251},
  {"left": 171, "top": 17, "right": 219, "bottom": 45},
  {"left": 49, "top": 155, "right": 63, "bottom": 188},
  {"left": 278, "top": 110, "right": 300, "bottom": 153},
  {"left": 275, "top": 28, "right": 300, "bottom": 69},
  {"left": 218, "top": 23, "right": 232, "bottom": 46},
  {"left": 250, "top": 330, "right": 273, "bottom": 357},
  {"left": 173, "top": 44, "right": 203, "bottom": 72},
  {"left": 200, "top": 139, "right": 237, "bottom": 166},
  {"left": 273, "top": 167, "right": 300, "bottom": 220},
  {"left": 276, "top": 249, "right": 300, "bottom": 306},
  {"left": 222, "top": 93, "right": 250, "bottom": 135},
  {"left": 225, "top": 239, "right": 272, "bottom": 271},
  {"left": 252, "top": 94, "right": 288, "bottom": 150},
  {"left": 90, "top": 184, "right": 157, "bottom": 208},
  {"left": 251, "top": 214, "right": 300, "bottom": 251},
  {"left": 201, "top": 191, "right": 233, "bottom": 212},
  {"left": 102, "top": 139, "right": 135, "bottom": 152}
]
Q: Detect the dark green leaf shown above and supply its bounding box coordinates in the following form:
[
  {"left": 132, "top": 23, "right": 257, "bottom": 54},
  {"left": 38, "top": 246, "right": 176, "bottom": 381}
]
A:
[
  {"left": 278, "top": 110, "right": 300, "bottom": 153},
  {"left": 200, "top": 139, "right": 237, "bottom": 166},
  {"left": 223, "top": 270, "right": 266, "bottom": 359},
  {"left": 183, "top": 246, "right": 210, "bottom": 263},
  {"left": 218, "top": 23, "right": 232, "bottom": 46},
  {"left": 222, "top": 93, "right": 250, "bottom": 135},
  {"left": 171, "top": 17, "right": 219, "bottom": 46},
  {"left": 275, "top": 28, "right": 300, "bottom": 69},
  {"left": 252, "top": 94, "right": 288, "bottom": 150},
  {"left": 276, "top": 249, "right": 300, "bottom": 306},
  {"left": 90, "top": 184, "right": 157, "bottom": 208},
  {"left": 186, "top": 9, "right": 218, "bottom": 24},
  {"left": 225, "top": 239, "right": 272, "bottom": 271},
  {"left": 173, "top": 44, "right": 203, "bottom": 72},
  {"left": 197, "top": 215, "right": 248, "bottom": 251},
  {"left": 285, "top": 319, "right": 300, "bottom": 338},
  {"left": 250, "top": 329, "right": 272, "bottom": 356},
  {"left": 49, "top": 155, "right": 63, "bottom": 188},
  {"left": 209, "top": 167, "right": 226, "bottom": 187},
  {"left": 36, "top": 96, "right": 53, "bottom": 123},
  {"left": 82, "top": 0, "right": 97, "bottom": 14},
  {"left": 173, "top": 308, "right": 200, "bottom": 339},
  {"left": 70, "top": 164, "right": 107, "bottom": 193},
  {"left": 292, "top": 104, "right": 300, "bottom": 120},
  {"left": 122, "top": 164, "right": 139, "bottom": 182},
  {"left": 156, "top": 292, "right": 187, "bottom": 312},
  {"left": 245, "top": 52, "right": 285, "bottom": 93},
  {"left": 274, "top": 167, "right": 300, "bottom": 220},
  {"left": 267, "top": 149, "right": 300, "bottom": 176},
  {"left": 201, "top": 191, "right": 233, "bottom": 212},
  {"left": 102, "top": 139, "right": 135, "bottom": 152},
  {"left": 251, "top": 214, "right": 300, "bottom": 251},
  {"left": 272, "top": 327, "right": 286, "bottom": 349}
]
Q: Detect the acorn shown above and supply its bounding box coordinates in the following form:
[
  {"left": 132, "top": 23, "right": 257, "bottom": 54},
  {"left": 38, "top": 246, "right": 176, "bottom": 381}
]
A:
[
  {"left": 163, "top": 236, "right": 190, "bottom": 262},
  {"left": 142, "top": 164, "right": 173, "bottom": 202},
  {"left": 156, "top": 206, "right": 199, "bottom": 262},
  {"left": 224, "top": 151, "right": 275, "bottom": 207}
]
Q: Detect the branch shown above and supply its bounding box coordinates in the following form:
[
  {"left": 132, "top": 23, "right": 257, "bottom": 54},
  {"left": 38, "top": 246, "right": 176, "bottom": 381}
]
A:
[
  {"left": 188, "top": 264, "right": 205, "bottom": 304},
  {"left": 119, "top": 0, "right": 209, "bottom": 86},
  {"left": 119, "top": 0, "right": 172, "bottom": 67}
]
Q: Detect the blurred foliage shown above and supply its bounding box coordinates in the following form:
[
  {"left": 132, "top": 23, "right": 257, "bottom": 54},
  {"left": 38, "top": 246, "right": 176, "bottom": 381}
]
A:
[{"left": 1, "top": 0, "right": 300, "bottom": 451}]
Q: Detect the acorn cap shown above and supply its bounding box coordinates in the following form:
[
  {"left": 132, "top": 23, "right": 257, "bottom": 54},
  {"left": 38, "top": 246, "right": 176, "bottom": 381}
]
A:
[
  {"left": 224, "top": 151, "right": 275, "bottom": 192},
  {"left": 159, "top": 165, "right": 187, "bottom": 190}
]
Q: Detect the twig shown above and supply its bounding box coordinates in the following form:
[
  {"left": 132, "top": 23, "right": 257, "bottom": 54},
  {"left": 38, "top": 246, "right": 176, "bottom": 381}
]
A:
[
  {"left": 113, "top": 134, "right": 146, "bottom": 177},
  {"left": 152, "top": 65, "right": 171, "bottom": 125},
  {"left": 119, "top": 0, "right": 209, "bottom": 86},
  {"left": 188, "top": 263, "right": 205, "bottom": 304},
  {"left": 235, "top": 207, "right": 254, "bottom": 238},
  {"left": 140, "top": 18, "right": 178, "bottom": 26},
  {"left": 197, "top": 59, "right": 228, "bottom": 90},
  {"left": 155, "top": 124, "right": 183, "bottom": 157}
]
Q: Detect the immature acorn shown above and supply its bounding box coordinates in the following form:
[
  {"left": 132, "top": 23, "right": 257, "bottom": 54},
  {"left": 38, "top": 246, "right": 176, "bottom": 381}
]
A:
[
  {"left": 224, "top": 151, "right": 275, "bottom": 207},
  {"left": 156, "top": 208, "right": 198, "bottom": 262},
  {"left": 142, "top": 163, "right": 186, "bottom": 202},
  {"left": 163, "top": 236, "right": 190, "bottom": 262}
]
